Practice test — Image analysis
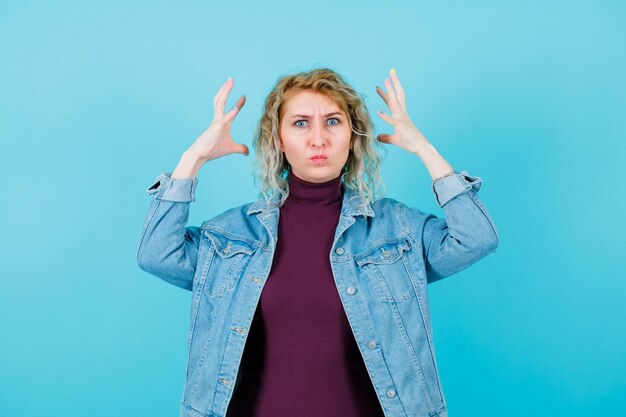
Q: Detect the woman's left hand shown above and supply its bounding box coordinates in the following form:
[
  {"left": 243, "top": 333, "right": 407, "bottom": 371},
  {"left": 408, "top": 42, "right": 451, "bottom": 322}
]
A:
[{"left": 376, "top": 69, "right": 431, "bottom": 155}]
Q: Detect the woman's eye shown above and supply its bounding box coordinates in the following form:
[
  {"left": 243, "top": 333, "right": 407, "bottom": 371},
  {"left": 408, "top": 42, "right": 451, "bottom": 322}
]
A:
[{"left": 293, "top": 118, "right": 340, "bottom": 128}]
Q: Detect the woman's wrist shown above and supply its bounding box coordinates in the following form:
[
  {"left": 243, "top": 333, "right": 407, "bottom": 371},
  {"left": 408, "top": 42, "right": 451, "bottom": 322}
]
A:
[
  {"left": 413, "top": 142, "right": 455, "bottom": 181},
  {"left": 171, "top": 151, "right": 206, "bottom": 179}
]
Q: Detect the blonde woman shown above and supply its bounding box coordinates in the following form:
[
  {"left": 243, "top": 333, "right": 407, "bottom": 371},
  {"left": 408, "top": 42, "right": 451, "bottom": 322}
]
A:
[{"left": 137, "top": 68, "right": 499, "bottom": 417}]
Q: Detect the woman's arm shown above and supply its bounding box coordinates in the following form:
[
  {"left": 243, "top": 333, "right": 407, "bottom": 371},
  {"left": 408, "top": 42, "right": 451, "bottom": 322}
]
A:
[
  {"left": 136, "top": 76, "right": 248, "bottom": 290},
  {"left": 377, "top": 68, "right": 499, "bottom": 283},
  {"left": 136, "top": 153, "right": 205, "bottom": 291},
  {"left": 402, "top": 168, "right": 499, "bottom": 284},
  {"left": 405, "top": 134, "right": 499, "bottom": 284}
]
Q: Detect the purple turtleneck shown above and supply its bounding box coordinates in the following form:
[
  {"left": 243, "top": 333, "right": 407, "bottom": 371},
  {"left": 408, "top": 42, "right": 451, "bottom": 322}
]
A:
[{"left": 227, "top": 171, "right": 385, "bottom": 417}]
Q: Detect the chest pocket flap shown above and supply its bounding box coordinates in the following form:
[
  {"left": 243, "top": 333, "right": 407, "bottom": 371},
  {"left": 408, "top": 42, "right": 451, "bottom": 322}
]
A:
[
  {"left": 355, "top": 236, "right": 412, "bottom": 266},
  {"left": 204, "top": 228, "right": 257, "bottom": 258},
  {"left": 201, "top": 228, "right": 258, "bottom": 295},
  {"left": 354, "top": 236, "right": 416, "bottom": 302}
]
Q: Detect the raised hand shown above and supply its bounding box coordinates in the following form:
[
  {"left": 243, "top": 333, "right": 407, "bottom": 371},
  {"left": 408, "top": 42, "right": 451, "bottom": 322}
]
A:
[
  {"left": 375, "top": 68, "right": 431, "bottom": 155},
  {"left": 187, "top": 77, "right": 248, "bottom": 161}
]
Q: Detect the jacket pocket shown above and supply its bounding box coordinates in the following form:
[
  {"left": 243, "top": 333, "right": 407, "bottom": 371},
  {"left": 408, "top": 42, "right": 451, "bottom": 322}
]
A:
[
  {"left": 202, "top": 228, "right": 258, "bottom": 297},
  {"left": 354, "top": 236, "right": 416, "bottom": 302}
]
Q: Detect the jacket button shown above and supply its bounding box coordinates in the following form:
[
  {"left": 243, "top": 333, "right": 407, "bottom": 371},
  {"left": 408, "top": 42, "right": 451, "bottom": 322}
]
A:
[
  {"left": 335, "top": 247, "right": 345, "bottom": 255},
  {"left": 386, "top": 389, "right": 396, "bottom": 398},
  {"left": 346, "top": 286, "right": 356, "bottom": 295},
  {"left": 368, "top": 340, "right": 377, "bottom": 349}
]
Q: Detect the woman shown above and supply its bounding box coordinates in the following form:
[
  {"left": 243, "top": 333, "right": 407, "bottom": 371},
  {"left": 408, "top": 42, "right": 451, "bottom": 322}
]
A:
[{"left": 137, "top": 68, "right": 499, "bottom": 417}]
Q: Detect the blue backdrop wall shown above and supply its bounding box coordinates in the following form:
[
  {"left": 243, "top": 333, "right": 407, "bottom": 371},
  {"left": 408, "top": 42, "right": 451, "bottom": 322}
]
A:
[{"left": 1, "top": 0, "right": 624, "bottom": 415}]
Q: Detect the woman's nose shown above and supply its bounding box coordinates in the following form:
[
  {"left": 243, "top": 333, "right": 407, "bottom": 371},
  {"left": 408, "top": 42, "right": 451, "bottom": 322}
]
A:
[{"left": 311, "top": 121, "right": 328, "bottom": 147}]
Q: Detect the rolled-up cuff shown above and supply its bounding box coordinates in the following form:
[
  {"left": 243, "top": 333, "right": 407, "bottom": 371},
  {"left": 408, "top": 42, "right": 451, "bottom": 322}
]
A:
[
  {"left": 432, "top": 170, "right": 482, "bottom": 207},
  {"left": 146, "top": 172, "right": 197, "bottom": 202}
]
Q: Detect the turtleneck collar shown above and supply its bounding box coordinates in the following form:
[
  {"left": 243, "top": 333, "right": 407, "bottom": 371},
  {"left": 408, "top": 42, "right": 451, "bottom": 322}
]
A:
[{"left": 285, "top": 170, "right": 344, "bottom": 209}]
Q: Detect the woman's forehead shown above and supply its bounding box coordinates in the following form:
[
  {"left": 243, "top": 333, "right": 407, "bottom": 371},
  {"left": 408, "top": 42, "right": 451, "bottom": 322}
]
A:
[{"left": 284, "top": 90, "right": 343, "bottom": 114}]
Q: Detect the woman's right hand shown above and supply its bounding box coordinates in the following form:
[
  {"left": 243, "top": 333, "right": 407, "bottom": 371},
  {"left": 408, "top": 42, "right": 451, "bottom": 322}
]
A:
[{"left": 187, "top": 77, "right": 248, "bottom": 162}]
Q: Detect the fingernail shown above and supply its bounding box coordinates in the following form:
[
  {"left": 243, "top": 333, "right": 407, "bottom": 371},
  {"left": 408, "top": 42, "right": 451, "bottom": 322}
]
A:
[
  {"left": 227, "top": 76, "right": 233, "bottom": 82},
  {"left": 376, "top": 86, "right": 382, "bottom": 90},
  {"left": 390, "top": 67, "right": 396, "bottom": 75}
]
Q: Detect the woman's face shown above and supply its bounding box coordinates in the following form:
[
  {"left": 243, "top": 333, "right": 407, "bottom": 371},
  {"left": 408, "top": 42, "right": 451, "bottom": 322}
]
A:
[{"left": 279, "top": 90, "right": 352, "bottom": 183}]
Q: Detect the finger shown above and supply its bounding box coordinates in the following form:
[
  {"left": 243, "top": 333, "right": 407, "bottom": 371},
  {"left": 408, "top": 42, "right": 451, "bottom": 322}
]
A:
[
  {"left": 384, "top": 77, "right": 401, "bottom": 114},
  {"left": 389, "top": 69, "right": 406, "bottom": 108},
  {"left": 223, "top": 95, "right": 246, "bottom": 123},
  {"left": 213, "top": 77, "right": 232, "bottom": 110},
  {"left": 376, "top": 86, "right": 390, "bottom": 107},
  {"left": 216, "top": 78, "right": 234, "bottom": 116},
  {"left": 215, "top": 77, "right": 234, "bottom": 117},
  {"left": 376, "top": 109, "right": 394, "bottom": 124},
  {"left": 213, "top": 77, "right": 231, "bottom": 102}
]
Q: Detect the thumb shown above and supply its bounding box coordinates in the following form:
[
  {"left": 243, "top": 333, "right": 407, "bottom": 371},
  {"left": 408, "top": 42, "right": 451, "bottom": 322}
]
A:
[
  {"left": 377, "top": 133, "right": 393, "bottom": 144},
  {"left": 235, "top": 143, "right": 249, "bottom": 156}
]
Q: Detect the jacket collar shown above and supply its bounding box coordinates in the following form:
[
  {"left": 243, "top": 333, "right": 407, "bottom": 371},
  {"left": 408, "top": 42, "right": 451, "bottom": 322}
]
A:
[{"left": 246, "top": 173, "right": 375, "bottom": 218}]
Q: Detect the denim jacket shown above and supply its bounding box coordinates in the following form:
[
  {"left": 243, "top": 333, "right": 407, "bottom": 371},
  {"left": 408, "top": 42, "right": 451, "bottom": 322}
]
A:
[{"left": 136, "top": 169, "right": 499, "bottom": 417}]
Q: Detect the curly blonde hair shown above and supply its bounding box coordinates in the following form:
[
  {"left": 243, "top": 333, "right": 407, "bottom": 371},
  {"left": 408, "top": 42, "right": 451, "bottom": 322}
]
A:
[{"left": 250, "top": 67, "right": 387, "bottom": 210}]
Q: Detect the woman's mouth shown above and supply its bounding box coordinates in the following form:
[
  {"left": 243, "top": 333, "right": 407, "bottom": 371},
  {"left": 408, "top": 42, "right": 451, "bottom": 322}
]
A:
[{"left": 311, "top": 156, "right": 328, "bottom": 164}]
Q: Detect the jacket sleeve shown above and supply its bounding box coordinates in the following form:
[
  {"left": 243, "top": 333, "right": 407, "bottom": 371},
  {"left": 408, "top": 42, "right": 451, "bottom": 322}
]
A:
[
  {"left": 136, "top": 172, "right": 201, "bottom": 291},
  {"left": 402, "top": 170, "right": 499, "bottom": 284}
]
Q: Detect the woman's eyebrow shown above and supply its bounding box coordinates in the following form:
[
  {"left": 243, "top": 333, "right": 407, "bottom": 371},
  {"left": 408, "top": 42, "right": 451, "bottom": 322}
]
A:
[{"left": 290, "top": 112, "right": 343, "bottom": 118}]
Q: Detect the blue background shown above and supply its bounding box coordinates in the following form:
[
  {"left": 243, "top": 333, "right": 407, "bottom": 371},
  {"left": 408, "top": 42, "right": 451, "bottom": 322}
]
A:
[{"left": 1, "top": 0, "right": 624, "bottom": 415}]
